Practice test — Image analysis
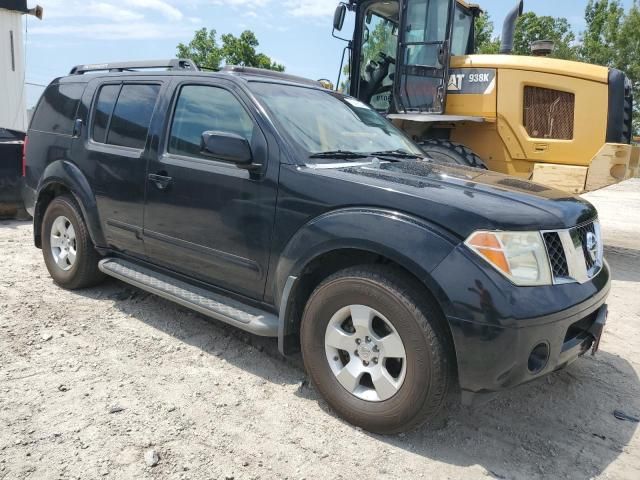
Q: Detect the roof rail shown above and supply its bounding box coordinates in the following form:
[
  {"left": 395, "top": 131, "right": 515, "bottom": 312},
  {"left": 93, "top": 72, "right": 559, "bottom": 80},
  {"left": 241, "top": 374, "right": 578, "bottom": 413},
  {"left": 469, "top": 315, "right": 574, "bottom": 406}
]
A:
[
  {"left": 222, "top": 65, "right": 322, "bottom": 87},
  {"left": 69, "top": 59, "right": 199, "bottom": 75}
]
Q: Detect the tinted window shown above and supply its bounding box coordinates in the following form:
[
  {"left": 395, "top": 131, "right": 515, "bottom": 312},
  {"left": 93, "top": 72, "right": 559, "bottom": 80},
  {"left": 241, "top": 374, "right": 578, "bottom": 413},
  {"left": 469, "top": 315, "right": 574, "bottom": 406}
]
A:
[
  {"left": 92, "top": 84, "right": 120, "bottom": 144},
  {"left": 168, "top": 85, "right": 254, "bottom": 159},
  {"left": 106, "top": 84, "right": 160, "bottom": 149},
  {"left": 31, "top": 83, "right": 85, "bottom": 135}
]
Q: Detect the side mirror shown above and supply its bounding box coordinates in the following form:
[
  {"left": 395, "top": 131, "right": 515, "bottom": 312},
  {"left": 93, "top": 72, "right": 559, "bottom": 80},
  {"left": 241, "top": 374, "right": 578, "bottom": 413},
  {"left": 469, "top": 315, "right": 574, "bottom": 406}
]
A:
[
  {"left": 333, "top": 4, "right": 346, "bottom": 31},
  {"left": 201, "top": 131, "right": 253, "bottom": 167}
]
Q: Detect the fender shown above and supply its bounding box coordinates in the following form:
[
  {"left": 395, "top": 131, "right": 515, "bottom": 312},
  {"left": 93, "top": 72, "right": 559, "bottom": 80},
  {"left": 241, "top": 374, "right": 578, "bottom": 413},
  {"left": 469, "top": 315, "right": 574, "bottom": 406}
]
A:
[
  {"left": 34, "top": 160, "right": 106, "bottom": 248},
  {"left": 274, "top": 207, "right": 462, "bottom": 353}
]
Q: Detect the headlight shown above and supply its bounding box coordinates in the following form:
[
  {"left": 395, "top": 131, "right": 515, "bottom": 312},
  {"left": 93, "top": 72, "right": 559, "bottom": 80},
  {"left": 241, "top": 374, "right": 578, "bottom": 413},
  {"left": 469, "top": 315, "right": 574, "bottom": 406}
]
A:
[{"left": 465, "top": 231, "right": 552, "bottom": 286}]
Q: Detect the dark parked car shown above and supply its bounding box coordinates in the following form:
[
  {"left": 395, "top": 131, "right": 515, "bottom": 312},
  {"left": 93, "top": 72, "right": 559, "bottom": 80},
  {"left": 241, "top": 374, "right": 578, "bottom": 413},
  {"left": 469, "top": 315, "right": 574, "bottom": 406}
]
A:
[{"left": 22, "top": 59, "right": 610, "bottom": 434}]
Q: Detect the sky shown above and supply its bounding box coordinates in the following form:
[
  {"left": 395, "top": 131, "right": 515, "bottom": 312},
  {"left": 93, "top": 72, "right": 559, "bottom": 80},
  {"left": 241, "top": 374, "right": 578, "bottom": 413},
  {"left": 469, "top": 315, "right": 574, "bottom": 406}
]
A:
[{"left": 22, "top": 0, "right": 637, "bottom": 107}]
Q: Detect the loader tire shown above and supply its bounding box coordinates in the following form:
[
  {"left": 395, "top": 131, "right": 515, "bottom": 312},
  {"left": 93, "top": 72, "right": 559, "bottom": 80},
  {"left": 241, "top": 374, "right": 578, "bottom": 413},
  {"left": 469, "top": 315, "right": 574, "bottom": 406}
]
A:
[{"left": 419, "top": 139, "right": 488, "bottom": 170}]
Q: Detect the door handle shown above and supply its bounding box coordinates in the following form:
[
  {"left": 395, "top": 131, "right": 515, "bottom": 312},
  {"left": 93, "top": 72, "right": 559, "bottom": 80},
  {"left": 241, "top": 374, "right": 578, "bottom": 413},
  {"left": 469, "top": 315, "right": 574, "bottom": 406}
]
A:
[
  {"left": 148, "top": 172, "right": 173, "bottom": 190},
  {"left": 72, "top": 118, "right": 83, "bottom": 138}
]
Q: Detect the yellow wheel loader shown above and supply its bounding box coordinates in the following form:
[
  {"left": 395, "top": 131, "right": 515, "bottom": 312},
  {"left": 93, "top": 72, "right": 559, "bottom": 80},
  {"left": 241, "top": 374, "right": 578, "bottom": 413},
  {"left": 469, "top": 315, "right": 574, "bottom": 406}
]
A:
[{"left": 331, "top": 0, "right": 639, "bottom": 193}]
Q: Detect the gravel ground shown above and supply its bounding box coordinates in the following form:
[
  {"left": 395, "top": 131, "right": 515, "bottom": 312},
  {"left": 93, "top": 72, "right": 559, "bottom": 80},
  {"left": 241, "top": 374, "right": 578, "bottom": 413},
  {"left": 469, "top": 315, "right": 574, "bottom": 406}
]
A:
[{"left": 1, "top": 180, "right": 639, "bottom": 480}]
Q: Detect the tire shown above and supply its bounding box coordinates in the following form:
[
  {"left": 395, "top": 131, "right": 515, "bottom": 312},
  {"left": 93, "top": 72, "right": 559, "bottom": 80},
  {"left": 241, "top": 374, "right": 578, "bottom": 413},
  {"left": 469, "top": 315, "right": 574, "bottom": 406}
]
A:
[
  {"left": 300, "top": 265, "right": 453, "bottom": 434},
  {"left": 419, "top": 139, "right": 488, "bottom": 169},
  {"left": 41, "top": 194, "right": 105, "bottom": 290}
]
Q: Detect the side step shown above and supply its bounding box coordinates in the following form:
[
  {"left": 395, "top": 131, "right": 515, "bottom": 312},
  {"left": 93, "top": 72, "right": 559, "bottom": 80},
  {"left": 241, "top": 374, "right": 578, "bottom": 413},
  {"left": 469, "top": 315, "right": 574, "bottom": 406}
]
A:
[{"left": 99, "top": 258, "right": 278, "bottom": 337}]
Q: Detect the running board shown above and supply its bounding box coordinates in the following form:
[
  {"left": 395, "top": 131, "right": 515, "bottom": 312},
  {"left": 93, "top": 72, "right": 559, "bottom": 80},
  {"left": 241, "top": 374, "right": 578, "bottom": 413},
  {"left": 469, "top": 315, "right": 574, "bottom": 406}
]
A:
[{"left": 99, "top": 258, "right": 278, "bottom": 337}]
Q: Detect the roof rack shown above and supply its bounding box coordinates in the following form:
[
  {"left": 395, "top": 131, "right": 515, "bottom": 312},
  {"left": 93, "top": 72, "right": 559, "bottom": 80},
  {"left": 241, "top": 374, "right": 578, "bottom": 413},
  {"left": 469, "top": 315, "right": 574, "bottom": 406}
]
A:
[
  {"left": 69, "top": 59, "right": 199, "bottom": 75},
  {"left": 222, "top": 65, "right": 322, "bottom": 87}
]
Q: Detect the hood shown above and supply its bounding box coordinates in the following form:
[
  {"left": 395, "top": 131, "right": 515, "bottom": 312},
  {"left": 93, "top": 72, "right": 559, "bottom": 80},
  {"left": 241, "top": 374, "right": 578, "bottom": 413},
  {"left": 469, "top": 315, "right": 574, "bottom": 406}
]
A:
[{"left": 308, "top": 160, "right": 597, "bottom": 239}]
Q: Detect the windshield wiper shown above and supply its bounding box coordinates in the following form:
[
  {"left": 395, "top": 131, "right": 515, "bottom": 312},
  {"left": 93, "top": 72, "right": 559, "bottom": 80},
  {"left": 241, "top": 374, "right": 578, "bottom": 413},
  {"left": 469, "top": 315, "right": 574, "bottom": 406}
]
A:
[
  {"left": 369, "top": 149, "right": 424, "bottom": 159},
  {"left": 309, "top": 150, "right": 369, "bottom": 159}
]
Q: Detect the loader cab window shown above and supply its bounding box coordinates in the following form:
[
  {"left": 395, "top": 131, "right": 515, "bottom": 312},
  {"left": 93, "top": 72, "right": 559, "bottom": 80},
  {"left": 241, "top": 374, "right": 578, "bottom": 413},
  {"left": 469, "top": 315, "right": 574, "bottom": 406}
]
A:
[
  {"left": 396, "top": 0, "right": 454, "bottom": 113},
  {"left": 357, "top": 1, "right": 399, "bottom": 111},
  {"left": 451, "top": 3, "right": 474, "bottom": 55},
  {"left": 404, "top": 0, "right": 449, "bottom": 67}
]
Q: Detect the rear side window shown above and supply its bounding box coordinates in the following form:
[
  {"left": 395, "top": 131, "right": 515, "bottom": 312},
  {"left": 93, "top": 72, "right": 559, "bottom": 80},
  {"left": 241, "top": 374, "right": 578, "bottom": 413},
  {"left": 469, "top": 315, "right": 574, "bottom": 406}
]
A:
[
  {"left": 93, "top": 85, "right": 119, "bottom": 144},
  {"left": 92, "top": 83, "right": 160, "bottom": 150},
  {"left": 31, "top": 83, "right": 85, "bottom": 135}
]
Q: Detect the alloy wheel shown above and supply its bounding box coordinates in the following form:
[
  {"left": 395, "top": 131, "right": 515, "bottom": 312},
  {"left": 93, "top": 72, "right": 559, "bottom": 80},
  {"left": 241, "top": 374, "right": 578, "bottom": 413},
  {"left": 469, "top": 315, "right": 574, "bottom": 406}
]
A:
[
  {"left": 49, "top": 215, "right": 77, "bottom": 271},
  {"left": 324, "top": 304, "right": 407, "bottom": 402}
]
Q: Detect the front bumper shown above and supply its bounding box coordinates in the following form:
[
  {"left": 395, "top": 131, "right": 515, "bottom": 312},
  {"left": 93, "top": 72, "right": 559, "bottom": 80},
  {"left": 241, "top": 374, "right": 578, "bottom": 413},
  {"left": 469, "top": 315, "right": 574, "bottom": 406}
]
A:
[
  {"left": 431, "top": 245, "right": 611, "bottom": 405},
  {"left": 452, "top": 301, "right": 608, "bottom": 406}
]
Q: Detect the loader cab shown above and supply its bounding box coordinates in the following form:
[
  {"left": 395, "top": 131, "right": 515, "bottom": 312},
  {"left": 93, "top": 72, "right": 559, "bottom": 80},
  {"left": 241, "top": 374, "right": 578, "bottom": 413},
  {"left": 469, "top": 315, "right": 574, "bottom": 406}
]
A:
[{"left": 337, "top": 0, "right": 478, "bottom": 114}]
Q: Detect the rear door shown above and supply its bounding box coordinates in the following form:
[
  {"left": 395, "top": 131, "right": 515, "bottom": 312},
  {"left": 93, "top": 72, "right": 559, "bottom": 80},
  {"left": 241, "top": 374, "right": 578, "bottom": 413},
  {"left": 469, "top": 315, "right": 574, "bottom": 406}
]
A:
[
  {"left": 394, "top": 0, "right": 455, "bottom": 113},
  {"left": 143, "top": 78, "right": 278, "bottom": 300},
  {"left": 27, "top": 82, "right": 85, "bottom": 192},
  {"left": 77, "top": 79, "right": 163, "bottom": 258}
]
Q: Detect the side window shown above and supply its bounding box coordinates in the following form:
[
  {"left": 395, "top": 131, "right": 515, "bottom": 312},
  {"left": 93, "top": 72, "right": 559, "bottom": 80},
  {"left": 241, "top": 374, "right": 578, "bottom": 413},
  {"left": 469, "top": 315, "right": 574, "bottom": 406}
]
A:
[
  {"left": 31, "top": 83, "right": 85, "bottom": 135},
  {"left": 91, "top": 83, "right": 160, "bottom": 149},
  {"left": 93, "top": 85, "right": 119, "bottom": 144},
  {"left": 108, "top": 84, "right": 160, "bottom": 149},
  {"left": 168, "top": 85, "right": 255, "bottom": 159}
]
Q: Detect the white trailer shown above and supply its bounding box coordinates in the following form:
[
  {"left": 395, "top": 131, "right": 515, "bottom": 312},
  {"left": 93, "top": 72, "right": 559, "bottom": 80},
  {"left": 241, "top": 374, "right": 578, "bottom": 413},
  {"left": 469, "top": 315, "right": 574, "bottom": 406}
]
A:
[
  {"left": 0, "top": 1, "right": 41, "bottom": 217},
  {"left": 1, "top": 1, "right": 29, "bottom": 132}
]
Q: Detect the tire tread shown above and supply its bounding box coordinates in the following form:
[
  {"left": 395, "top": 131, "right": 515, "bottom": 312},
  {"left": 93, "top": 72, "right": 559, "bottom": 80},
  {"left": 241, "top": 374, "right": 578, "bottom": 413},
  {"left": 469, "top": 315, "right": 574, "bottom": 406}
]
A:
[{"left": 419, "top": 138, "right": 487, "bottom": 169}]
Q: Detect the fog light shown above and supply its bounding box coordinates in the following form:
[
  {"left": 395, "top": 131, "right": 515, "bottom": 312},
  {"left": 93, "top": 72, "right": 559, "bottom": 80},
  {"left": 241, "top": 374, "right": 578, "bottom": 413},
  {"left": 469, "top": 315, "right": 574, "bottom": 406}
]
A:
[{"left": 528, "top": 342, "right": 549, "bottom": 374}]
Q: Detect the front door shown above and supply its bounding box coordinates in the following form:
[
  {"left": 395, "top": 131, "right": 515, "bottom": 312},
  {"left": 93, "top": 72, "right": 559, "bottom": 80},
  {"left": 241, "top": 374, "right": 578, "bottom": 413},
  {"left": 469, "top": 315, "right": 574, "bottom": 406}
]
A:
[
  {"left": 143, "top": 80, "right": 277, "bottom": 300},
  {"left": 394, "top": 0, "right": 455, "bottom": 113}
]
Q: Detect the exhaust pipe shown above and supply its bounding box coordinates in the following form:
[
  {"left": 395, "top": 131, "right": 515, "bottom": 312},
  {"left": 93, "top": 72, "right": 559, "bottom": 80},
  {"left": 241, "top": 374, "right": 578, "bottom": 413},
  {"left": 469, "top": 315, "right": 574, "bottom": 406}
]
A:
[{"left": 500, "top": 0, "right": 524, "bottom": 54}]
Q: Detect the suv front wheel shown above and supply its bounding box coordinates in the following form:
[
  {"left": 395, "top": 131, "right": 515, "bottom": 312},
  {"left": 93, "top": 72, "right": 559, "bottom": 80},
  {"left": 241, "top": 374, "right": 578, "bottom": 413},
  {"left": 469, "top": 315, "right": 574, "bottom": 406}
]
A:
[
  {"left": 41, "top": 195, "right": 105, "bottom": 290},
  {"left": 300, "top": 266, "right": 453, "bottom": 434}
]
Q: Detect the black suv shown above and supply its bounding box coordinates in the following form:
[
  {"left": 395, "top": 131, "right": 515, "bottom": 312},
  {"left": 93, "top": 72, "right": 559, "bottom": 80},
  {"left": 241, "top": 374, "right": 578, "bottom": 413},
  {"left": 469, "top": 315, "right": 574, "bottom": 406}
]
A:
[{"left": 22, "top": 59, "right": 610, "bottom": 434}]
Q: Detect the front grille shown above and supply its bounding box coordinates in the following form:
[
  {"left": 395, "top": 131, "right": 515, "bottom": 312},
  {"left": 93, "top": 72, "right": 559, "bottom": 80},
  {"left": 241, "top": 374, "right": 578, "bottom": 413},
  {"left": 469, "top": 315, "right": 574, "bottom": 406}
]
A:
[
  {"left": 543, "top": 221, "right": 602, "bottom": 283},
  {"left": 543, "top": 232, "right": 569, "bottom": 277},
  {"left": 574, "top": 222, "right": 597, "bottom": 271},
  {"left": 524, "top": 86, "right": 575, "bottom": 140}
]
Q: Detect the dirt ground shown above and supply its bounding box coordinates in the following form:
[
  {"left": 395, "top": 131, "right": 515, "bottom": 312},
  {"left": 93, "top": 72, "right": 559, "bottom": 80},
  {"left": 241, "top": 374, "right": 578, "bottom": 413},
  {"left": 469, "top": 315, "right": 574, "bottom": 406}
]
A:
[{"left": 1, "top": 180, "right": 639, "bottom": 480}]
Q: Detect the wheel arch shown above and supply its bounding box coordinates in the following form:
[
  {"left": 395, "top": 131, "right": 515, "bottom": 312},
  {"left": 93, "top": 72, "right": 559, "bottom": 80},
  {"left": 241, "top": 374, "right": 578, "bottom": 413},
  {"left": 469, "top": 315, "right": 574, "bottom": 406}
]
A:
[
  {"left": 274, "top": 208, "right": 459, "bottom": 357},
  {"left": 34, "top": 160, "right": 105, "bottom": 249}
]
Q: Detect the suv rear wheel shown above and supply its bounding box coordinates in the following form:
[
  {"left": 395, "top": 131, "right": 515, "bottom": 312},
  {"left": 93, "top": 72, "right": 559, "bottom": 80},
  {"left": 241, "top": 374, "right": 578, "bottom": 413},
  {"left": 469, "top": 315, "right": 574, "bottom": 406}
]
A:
[
  {"left": 300, "top": 266, "right": 453, "bottom": 434},
  {"left": 41, "top": 195, "right": 105, "bottom": 290}
]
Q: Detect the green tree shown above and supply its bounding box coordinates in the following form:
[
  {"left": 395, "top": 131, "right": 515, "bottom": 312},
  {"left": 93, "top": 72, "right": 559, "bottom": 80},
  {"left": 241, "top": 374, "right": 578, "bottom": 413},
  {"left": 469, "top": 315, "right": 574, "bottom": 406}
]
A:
[
  {"left": 580, "top": 1, "right": 640, "bottom": 135},
  {"left": 176, "top": 28, "right": 284, "bottom": 72},
  {"left": 474, "top": 11, "right": 500, "bottom": 54},
  {"left": 613, "top": 2, "right": 640, "bottom": 135},
  {"left": 580, "top": 0, "right": 624, "bottom": 65},
  {"left": 221, "top": 31, "right": 285, "bottom": 71},
  {"left": 176, "top": 28, "right": 223, "bottom": 70},
  {"left": 513, "top": 12, "right": 579, "bottom": 60}
]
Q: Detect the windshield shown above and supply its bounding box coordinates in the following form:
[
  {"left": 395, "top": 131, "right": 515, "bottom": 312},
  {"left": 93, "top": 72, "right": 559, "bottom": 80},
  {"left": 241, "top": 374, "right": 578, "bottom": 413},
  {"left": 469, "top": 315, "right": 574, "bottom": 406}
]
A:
[{"left": 249, "top": 82, "right": 424, "bottom": 158}]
